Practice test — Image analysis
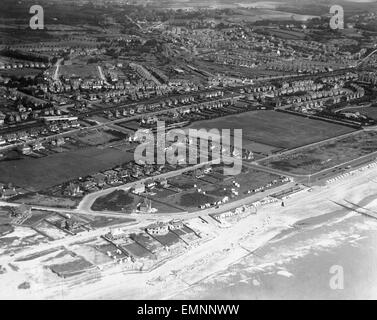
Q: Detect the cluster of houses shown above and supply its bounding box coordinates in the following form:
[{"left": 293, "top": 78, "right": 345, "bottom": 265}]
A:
[
  {"left": 359, "top": 71, "right": 377, "bottom": 85},
  {"left": 17, "top": 135, "right": 66, "bottom": 155},
  {"left": 246, "top": 176, "right": 292, "bottom": 195},
  {"left": 45, "top": 60, "right": 200, "bottom": 103},
  {"left": 0, "top": 183, "right": 23, "bottom": 200},
  {"left": 102, "top": 90, "right": 224, "bottom": 124},
  {"left": 250, "top": 196, "right": 279, "bottom": 208},
  {"left": 1, "top": 105, "right": 62, "bottom": 127},
  {"left": 326, "top": 159, "right": 377, "bottom": 185},
  {"left": 62, "top": 162, "right": 169, "bottom": 196},
  {"left": 212, "top": 204, "right": 255, "bottom": 223},
  {"left": 0, "top": 61, "right": 49, "bottom": 70},
  {"left": 97, "top": 217, "right": 200, "bottom": 269},
  {"left": 146, "top": 220, "right": 184, "bottom": 236},
  {"left": 0, "top": 118, "right": 79, "bottom": 151},
  {"left": 198, "top": 195, "right": 230, "bottom": 210}
]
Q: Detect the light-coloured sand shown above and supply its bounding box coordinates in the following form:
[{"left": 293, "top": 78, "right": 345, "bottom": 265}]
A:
[{"left": 1, "top": 165, "right": 377, "bottom": 299}]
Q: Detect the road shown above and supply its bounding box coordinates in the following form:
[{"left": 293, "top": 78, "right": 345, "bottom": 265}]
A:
[
  {"left": 0, "top": 65, "right": 360, "bottom": 149},
  {"left": 0, "top": 94, "right": 239, "bottom": 153},
  {"left": 0, "top": 179, "right": 296, "bottom": 266},
  {"left": 53, "top": 58, "right": 63, "bottom": 81}
]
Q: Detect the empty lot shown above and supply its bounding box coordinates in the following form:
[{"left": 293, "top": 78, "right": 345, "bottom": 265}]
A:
[{"left": 262, "top": 131, "right": 377, "bottom": 175}]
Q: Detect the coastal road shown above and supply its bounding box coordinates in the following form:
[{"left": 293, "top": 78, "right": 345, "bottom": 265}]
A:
[{"left": 0, "top": 180, "right": 296, "bottom": 266}]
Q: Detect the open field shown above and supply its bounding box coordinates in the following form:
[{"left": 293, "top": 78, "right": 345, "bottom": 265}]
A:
[
  {"left": 13, "top": 194, "right": 79, "bottom": 209},
  {"left": 262, "top": 130, "right": 377, "bottom": 175},
  {"left": 76, "top": 215, "right": 134, "bottom": 229},
  {"left": 0, "top": 147, "right": 134, "bottom": 192},
  {"left": 91, "top": 190, "right": 138, "bottom": 212},
  {"left": 263, "top": 28, "right": 307, "bottom": 40},
  {"left": 73, "top": 129, "right": 123, "bottom": 146},
  {"left": 58, "top": 65, "right": 100, "bottom": 79},
  {"left": 91, "top": 189, "right": 184, "bottom": 214},
  {"left": 189, "top": 110, "right": 355, "bottom": 151}
]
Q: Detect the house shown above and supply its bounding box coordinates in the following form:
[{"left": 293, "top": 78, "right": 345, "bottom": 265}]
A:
[
  {"left": 146, "top": 222, "right": 169, "bottom": 236},
  {"left": 82, "top": 180, "right": 97, "bottom": 190},
  {"left": 56, "top": 137, "right": 65, "bottom": 146},
  {"left": 19, "top": 145, "right": 32, "bottom": 155},
  {"left": 157, "top": 179, "right": 168, "bottom": 188},
  {"left": 92, "top": 173, "right": 107, "bottom": 186},
  {"left": 145, "top": 180, "right": 156, "bottom": 189},
  {"left": 1, "top": 188, "right": 18, "bottom": 199},
  {"left": 168, "top": 219, "right": 184, "bottom": 231},
  {"left": 107, "top": 227, "right": 128, "bottom": 240},
  {"left": 65, "top": 183, "right": 81, "bottom": 196},
  {"left": 33, "top": 142, "right": 44, "bottom": 151},
  {"left": 132, "top": 182, "right": 145, "bottom": 194}
]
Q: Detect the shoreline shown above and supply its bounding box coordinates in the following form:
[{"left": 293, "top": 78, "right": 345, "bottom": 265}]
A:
[
  {"left": 63, "top": 167, "right": 377, "bottom": 299},
  {"left": 2, "top": 164, "right": 377, "bottom": 299}
]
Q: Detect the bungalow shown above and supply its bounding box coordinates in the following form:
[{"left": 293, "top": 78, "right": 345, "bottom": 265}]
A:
[
  {"left": 19, "top": 144, "right": 32, "bottom": 155},
  {"left": 82, "top": 180, "right": 97, "bottom": 190},
  {"left": 168, "top": 219, "right": 184, "bottom": 231},
  {"left": 145, "top": 180, "right": 156, "bottom": 189},
  {"left": 33, "top": 142, "right": 44, "bottom": 151},
  {"left": 1, "top": 188, "right": 18, "bottom": 199},
  {"left": 92, "top": 173, "right": 107, "bottom": 186},
  {"left": 132, "top": 182, "right": 145, "bottom": 194},
  {"left": 146, "top": 222, "right": 169, "bottom": 236}
]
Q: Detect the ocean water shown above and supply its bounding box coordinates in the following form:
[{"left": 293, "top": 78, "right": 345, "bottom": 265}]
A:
[{"left": 175, "top": 204, "right": 377, "bottom": 299}]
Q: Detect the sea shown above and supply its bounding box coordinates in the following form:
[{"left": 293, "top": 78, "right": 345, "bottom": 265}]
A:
[{"left": 175, "top": 195, "right": 377, "bottom": 299}]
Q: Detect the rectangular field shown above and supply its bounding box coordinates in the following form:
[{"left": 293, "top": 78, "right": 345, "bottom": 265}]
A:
[
  {"left": 189, "top": 110, "right": 355, "bottom": 150},
  {"left": 59, "top": 65, "right": 100, "bottom": 79},
  {"left": 0, "top": 147, "right": 134, "bottom": 192}
]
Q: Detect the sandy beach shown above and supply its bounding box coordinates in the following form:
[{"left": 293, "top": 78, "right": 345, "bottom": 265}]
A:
[{"left": 1, "top": 163, "right": 377, "bottom": 299}]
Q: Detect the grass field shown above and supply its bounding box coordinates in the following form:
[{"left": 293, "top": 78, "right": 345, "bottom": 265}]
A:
[
  {"left": 73, "top": 130, "right": 121, "bottom": 146},
  {"left": 59, "top": 65, "right": 100, "bottom": 79},
  {"left": 0, "top": 147, "right": 134, "bottom": 192},
  {"left": 263, "top": 131, "right": 377, "bottom": 175},
  {"left": 189, "top": 110, "right": 355, "bottom": 150},
  {"left": 91, "top": 189, "right": 182, "bottom": 213},
  {"left": 265, "top": 28, "right": 307, "bottom": 40},
  {"left": 13, "top": 194, "right": 79, "bottom": 208},
  {"left": 91, "top": 190, "right": 136, "bottom": 212}
]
